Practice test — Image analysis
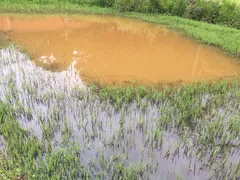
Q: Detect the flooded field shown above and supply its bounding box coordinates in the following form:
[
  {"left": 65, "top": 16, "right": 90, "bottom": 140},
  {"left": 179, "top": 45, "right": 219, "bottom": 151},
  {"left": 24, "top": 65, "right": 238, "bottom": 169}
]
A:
[
  {"left": 1, "top": 15, "right": 240, "bottom": 84},
  {"left": 0, "top": 14, "right": 240, "bottom": 179},
  {"left": 0, "top": 47, "right": 239, "bottom": 179}
]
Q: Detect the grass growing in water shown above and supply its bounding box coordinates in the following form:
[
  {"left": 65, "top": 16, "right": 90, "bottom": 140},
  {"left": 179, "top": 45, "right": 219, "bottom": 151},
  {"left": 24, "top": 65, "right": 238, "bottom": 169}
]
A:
[
  {"left": 0, "top": 47, "right": 239, "bottom": 179},
  {"left": 0, "top": 1, "right": 239, "bottom": 178},
  {"left": 0, "top": 32, "right": 9, "bottom": 49}
]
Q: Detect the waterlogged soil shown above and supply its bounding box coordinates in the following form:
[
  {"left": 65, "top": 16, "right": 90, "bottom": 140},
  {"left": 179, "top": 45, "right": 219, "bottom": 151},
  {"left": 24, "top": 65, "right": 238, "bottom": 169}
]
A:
[{"left": 1, "top": 15, "right": 240, "bottom": 84}]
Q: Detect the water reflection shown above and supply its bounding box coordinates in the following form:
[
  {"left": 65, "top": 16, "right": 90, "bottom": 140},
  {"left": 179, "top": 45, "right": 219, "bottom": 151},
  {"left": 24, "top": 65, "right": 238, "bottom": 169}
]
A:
[
  {"left": 1, "top": 15, "right": 240, "bottom": 84},
  {"left": 1, "top": 47, "right": 239, "bottom": 179}
]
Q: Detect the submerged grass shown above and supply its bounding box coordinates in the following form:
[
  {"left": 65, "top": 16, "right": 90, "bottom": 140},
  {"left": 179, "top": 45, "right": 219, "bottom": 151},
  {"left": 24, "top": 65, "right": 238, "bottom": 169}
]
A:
[
  {"left": 0, "top": 32, "right": 9, "bottom": 50},
  {"left": 0, "top": 1, "right": 240, "bottom": 178},
  {"left": 0, "top": 47, "right": 239, "bottom": 179},
  {"left": 0, "top": 99, "right": 148, "bottom": 179}
]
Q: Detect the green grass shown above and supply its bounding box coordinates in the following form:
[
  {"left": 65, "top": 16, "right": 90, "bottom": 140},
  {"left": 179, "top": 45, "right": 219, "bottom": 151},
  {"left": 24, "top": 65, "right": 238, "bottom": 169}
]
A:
[
  {"left": 0, "top": 102, "right": 86, "bottom": 179},
  {"left": 0, "top": 1, "right": 240, "bottom": 179},
  {"left": 0, "top": 32, "right": 9, "bottom": 49},
  {"left": 233, "top": 0, "right": 240, "bottom": 4},
  {"left": 0, "top": 47, "right": 239, "bottom": 179},
  {"left": 1, "top": 77, "right": 240, "bottom": 179},
  {"left": 0, "top": 102, "right": 147, "bottom": 179},
  {"left": 1, "top": 79, "right": 240, "bottom": 179},
  {"left": 1, "top": 0, "right": 240, "bottom": 29},
  {"left": 124, "top": 13, "right": 240, "bottom": 58}
]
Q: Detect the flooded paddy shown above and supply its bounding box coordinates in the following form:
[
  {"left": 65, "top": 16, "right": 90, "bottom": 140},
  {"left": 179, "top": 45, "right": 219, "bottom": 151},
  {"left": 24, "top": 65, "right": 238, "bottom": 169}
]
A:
[
  {"left": 0, "top": 47, "right": 239, "bottom": 179},
  {"left": 1, "top": 15, "right": 240, "bottom": 84},
  {"left": 0, "top": 14, "right": 240, "bottom": 179}
]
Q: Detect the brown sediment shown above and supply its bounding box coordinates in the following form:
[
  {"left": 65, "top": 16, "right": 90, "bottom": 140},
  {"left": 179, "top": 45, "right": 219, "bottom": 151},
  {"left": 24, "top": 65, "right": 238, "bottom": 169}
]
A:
[{"left": 1, "top": 14, "right": 240, "bottom": 84}]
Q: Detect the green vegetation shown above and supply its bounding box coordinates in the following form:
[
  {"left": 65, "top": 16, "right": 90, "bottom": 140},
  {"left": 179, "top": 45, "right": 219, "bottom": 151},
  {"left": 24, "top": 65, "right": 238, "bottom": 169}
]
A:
[
  {"left": 124, "top": 13, "right": 240, "bottom": 58},
  {"left": 0, "top": 33, "right": 9, "bottom": 49},
  {"left": 0, "top": 47, "right": 239, "bottom": 179},
  {"left": 0, "top": 102, "right": 146, "bottom": 179},
  {"left": 233, "top": 0, "right": 240, "bottom": 4},
  {"left": 1, "top": 0, "right": 240, "bottom": 29},
  {"left": 0, "top": 0, "right": 240, "bottom": 179}
]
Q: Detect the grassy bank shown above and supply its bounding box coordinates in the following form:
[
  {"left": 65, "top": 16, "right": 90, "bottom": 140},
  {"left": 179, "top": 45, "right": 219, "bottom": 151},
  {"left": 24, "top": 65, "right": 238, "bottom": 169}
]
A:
[
  {"left": 0, "top": 3, "right": 240, "bottom": 58},
  {"left": 1, "top": 0, "right": 240, "bottom": 29},
  {"left": 0, "top": 1, "right": 240, "bottom": 179}
]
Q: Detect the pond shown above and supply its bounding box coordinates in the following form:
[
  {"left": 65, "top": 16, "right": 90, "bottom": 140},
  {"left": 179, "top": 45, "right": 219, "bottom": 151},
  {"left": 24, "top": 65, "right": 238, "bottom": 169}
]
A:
[
  {"left": 0, "top": 15, "right": 239, "bottom": 179},
  {"left": 1, "top": 14, "right": 240, "bottom": 84}
]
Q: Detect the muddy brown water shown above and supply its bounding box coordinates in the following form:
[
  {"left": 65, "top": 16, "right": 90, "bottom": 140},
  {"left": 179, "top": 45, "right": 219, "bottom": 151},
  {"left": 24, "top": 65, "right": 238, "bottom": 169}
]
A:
[
  {"left": 1, "top": 15, "right": 240, "bottom": 84},
  {"left": 0, "top": 43, "right": 239, "bottom": 179}
]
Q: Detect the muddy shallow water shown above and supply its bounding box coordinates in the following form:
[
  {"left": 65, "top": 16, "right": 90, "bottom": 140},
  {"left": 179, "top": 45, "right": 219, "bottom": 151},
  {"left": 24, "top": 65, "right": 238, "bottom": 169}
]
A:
[
  {"left": 0, "top": 15, "right": 240, "bottom": 179},
  {"left": 1, "top": 15, "right": 240, "bottom": 84},
  {"left": 0, "top": 47, "right": 239, "bottom": 180}
]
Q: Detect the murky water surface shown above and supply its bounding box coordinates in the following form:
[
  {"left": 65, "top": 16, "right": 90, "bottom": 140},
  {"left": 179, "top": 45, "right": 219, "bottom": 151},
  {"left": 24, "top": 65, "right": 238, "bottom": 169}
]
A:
[
  {"left": 1, "top": 15, "right": 240, "bottom": 83},
  {"left": 0, "top": 15, "right": 240, "bottom": 179},
  {"left": 0, "top": 47, "right": 239, "bottom": 179}
]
